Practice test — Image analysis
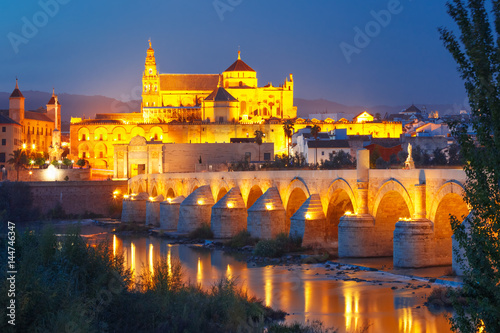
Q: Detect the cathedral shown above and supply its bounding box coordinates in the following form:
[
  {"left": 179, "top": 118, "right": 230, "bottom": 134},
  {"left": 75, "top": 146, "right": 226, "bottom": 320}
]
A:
[{"left": 70, "top": 41, "right": 297, "bottom": 170}]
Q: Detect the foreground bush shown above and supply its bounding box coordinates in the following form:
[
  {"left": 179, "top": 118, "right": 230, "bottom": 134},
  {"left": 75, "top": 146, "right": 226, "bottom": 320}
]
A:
[
  {"left": 2, "top": 227, "right": 338, "bottom": 332},
  {"left": 253, "top": 233, "right": 303, "bottom": 258},
  {"left": 225, "top": 230, "right": 259, "bottom": 248},
  {"left": 187, "top": 223, "right": 213, "bottom": 239}
]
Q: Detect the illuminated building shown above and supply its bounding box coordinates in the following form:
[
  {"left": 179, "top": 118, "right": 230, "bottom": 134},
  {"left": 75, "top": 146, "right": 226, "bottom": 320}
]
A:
[
  {"left": 69, "top": 41, "right": 402, "bottom": 171},
  {"left": 0, "top": 80, "right": 60, "bottom": 168}
]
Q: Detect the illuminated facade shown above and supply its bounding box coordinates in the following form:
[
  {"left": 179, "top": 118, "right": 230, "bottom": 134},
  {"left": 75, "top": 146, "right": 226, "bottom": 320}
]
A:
[
  {"left": 0, "top": 80, "right": 59, "bottom": 167},
  {"left": 69, "top": 41, "right": 402, "bottom": 171}
]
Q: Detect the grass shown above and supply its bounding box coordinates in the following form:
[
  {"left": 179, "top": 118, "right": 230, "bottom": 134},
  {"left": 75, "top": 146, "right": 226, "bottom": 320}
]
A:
[
  {"left": 253, "top": 233, "right": 303, "bottom": 258},
  {"left": 0, "top": 227, "right": 344, "bottom": 332},
  {"left": 187, "top": 223, "right": 214, "bottom": 239},
  {"left": 225, "top": 230, "right": 259, "bottom": 248}
]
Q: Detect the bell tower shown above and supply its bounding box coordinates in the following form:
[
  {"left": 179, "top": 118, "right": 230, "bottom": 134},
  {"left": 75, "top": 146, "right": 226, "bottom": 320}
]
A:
[
  {"left": 9, "top": 78, "right": 25, "bottom": 124},
  {"left": 142, "top": 39, "right": 160, "bottom": 113}
]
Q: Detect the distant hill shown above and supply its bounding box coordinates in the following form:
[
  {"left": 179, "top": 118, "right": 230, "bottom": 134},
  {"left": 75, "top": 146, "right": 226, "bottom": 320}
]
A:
[{"left": 0, "top": 90, "right": 466, "bottom": 129}]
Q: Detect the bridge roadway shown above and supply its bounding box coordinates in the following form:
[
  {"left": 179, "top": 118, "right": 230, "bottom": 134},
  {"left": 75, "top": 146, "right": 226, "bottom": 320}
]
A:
[{"left": 126, "top": 150, "right": 469, "bottom": 269}]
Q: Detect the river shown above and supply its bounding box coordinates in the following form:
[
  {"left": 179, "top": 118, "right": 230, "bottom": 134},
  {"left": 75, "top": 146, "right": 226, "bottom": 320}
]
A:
[{"left": 21, "top": 220, "right": 454, "bottom": 333}]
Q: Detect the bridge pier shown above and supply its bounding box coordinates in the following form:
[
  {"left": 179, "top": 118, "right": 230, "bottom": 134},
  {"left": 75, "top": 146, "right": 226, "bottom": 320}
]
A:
[
  {"left": 178, "top": 186, "right": 215, "bottom": 233},
  {"left": 160, "top": 196, "right": 185, "bottom": 230},
  {"left": 211, "top": 187, "right": 247, "bottom": 238},
  {"left": 338, "top": 214, "right": 377, "bottom": 257},
  {"left": 393, "top": 219, "right": 435, "bottom": 267},
  {"left": 146, "top": 195, "right": 164, "bottom": 227},
  {"left": 247, "top": 187, "right": 286, "bottom": 239},
  {"left": 121, "top": 192, "right": 148, "bottom": 223},
  {"left": 289, "top": 194, "right": 326, "bottom": 247}
]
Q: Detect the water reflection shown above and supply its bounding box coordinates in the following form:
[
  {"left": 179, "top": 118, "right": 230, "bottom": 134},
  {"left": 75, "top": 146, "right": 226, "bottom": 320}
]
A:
[{"left": 80, "top": 227, "right": 453, "bottom": 333}]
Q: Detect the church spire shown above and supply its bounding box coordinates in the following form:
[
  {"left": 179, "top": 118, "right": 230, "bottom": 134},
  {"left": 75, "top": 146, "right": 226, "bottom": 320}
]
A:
[{"left": 238, "top": 50, "right": 241, "bottom": 60}]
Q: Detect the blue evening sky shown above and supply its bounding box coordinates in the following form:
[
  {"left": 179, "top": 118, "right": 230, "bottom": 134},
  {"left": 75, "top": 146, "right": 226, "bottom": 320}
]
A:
[{"left": 0, "top": 0, "right": 467, "bottom": 107}]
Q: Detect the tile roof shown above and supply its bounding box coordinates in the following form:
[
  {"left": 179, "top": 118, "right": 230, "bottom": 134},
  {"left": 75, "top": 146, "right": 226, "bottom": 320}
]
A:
[
  {"left": 402, "top": 104, "right": 422, "bottom": 114},
  {"left": 307, "top": 140, "right": 350, "bottom": 148},
  {"left": 0, "top": 113, "right": 20, "bottom": 125},
  {"left": 224, "top": 59, "right": 255, "bottom": 72},
  {"left": 47, "top": 96, "right": 61, "bottom": 105},
  {"left": 159, "top": 74, "right": 219, "bottom": 91},
  {"left": 205, "top": 87, "right": 237, "bottom": 101},
  {"left": 25, "top": 110, "right": 53, "bottom": 122}
]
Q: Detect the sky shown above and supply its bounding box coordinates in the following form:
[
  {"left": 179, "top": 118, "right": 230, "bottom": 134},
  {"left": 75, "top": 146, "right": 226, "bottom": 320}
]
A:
[{"left": 0, "top": 0, "right": 468, "bottom": 108}]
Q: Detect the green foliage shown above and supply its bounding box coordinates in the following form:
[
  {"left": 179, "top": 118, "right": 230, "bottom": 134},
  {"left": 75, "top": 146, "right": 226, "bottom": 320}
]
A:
[
  {"left": 268, "top": 320, "right": 338, "bottom": 333},
  {"left": 447, "top": 143, "right": 463, "bottom": 165},
  {"left": 319, "top": 151, "right": 356, "bottom": 169},
  {"left": 7, "top": 149, "right": 28, "bottom": 181},
  {"left": 62, "top": 158, "right": 72, "bottom": 167},
  {"left": 375, "top": 157, "right": 388, "bottom": 169},
  {"left": 225, "top": 230, "right": 259, "bottom": 248},
  {"left": 432, "top": 148, "right": 448, "bottom": 166},
  {"left": 187, "top": 223, "right": 214, "bottom": 239},
  {"left": 253, "top": 233, "right": 303, "bottom": 258},
  {"left": 0, "top": 182, "right": 38, "bottom": 223},
  {"left": 369, "top": 148, "right": 381, "bottom": 168},
  {"left": 76, "top": 158, "right": 86, "bottom": 168},
  {"left": 397, "top": 150, "right": 408, "bottom": 165},
  {"left": 440, "top": 1, "right": 500, "bottom": 332},
  {"left": 229, "top": 158, "right": 257, "bottom": 171}
]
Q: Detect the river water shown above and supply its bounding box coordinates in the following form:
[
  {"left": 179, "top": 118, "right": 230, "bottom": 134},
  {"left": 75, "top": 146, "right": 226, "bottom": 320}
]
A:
[{"left": 21, "top": 221, "right": 454, "bottom": 333}]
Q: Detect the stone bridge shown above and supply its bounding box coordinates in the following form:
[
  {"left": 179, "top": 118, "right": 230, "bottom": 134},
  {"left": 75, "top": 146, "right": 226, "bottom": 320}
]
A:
[{"left": 125, "top": 150, "right": 469, "bottom": 269}]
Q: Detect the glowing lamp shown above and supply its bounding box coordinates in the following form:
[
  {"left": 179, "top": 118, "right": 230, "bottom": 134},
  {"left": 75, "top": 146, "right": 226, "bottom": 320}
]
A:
[
  {"left": 29, "top": 171, "right": 32, "bottom": 175},
  {"left": 227, "top": 202, "right": 234, "bottom": 208},
  {"left": 149, "top": 197, "right": 154, "bottom": 201},
  {"left": 123, "top": 195, "right": 129, "bottom": 199},
  {"left": 305, "top": 213, "right": 312, "bottom": 220},
  {"left": 22, "top": 143, "right": 26, "bottom": 149},
  {"left": 265, "top": 203, "right": 273, "bottom": 210},
  {"left": 197, "top": 199, "right": 204, "bottom": 205},
  {"left": 32, "top": 144, "right": 35, "bottom": 150},
  {"left": 113, "top": 195, "right": 117, "bottom": 199},
  {"left": 167, "top": 197, "right": 172, "bottom": 203},
  {"left": 58, "top": 160, "right": 62, "bottom": 164},
  {"left": 113, "top": 190, "right": 119, "bottom": 195},
  {"left": 345, "top": 211, "right": 352, "bottom": 216},
  {"left": 30, "top": 160, "right": 34, "bottom": 165},
  {"left": 71, "top": 160, "right": 75, "bottom": 164}
]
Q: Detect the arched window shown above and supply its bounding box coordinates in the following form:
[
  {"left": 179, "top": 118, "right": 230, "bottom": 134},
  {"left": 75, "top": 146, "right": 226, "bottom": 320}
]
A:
[{"left": 239, "top": 81, "right": 243, "bottom": 87}]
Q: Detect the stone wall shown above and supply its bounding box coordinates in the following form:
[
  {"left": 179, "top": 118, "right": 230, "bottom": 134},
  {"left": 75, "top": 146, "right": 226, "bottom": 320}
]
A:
[
  {"left": 163, "top": 142, "right": 274, "bottom": 173},
  {"left": 28, "top": 180, "right": 128, "bottom": 216},
  {"left": 4, "top": 167, "right": 91, "bottom": 182}
]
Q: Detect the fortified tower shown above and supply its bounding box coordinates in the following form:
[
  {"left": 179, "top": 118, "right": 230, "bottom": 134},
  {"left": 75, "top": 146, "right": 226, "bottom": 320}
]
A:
[
  {"left": 46, "top": 88, "right": 61, "bottom": 131},
  {"left": 9, "top": 78, "right": 25, "bottom": 124}
]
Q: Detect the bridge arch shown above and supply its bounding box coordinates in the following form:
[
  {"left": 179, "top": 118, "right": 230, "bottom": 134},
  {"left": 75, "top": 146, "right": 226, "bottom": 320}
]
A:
[
  {"left": 284, "top": 178, "right": 310, "bottom": 234},
  {"left": 372, "top": 179, "right": 414, "bottom": 218},
  {"left": 188, "top": 179, "right": 203, "bottom": 196},
  {"left": 214, "top": 180, "right": 230, "bottom": 202},
  {"left": 429, "top": 181, "right": 469, "bottom": 265},
  {"left": 151, "top": 185, "right": 158, "bottom": 197},
  {"left": 326, "top": 178, "right": 356, "bottom": 242},
  {"left": 246, "top": 184, "right": 264, "bottom": 209},
  {"left": 166, "top": 187, "right": 175, "bottom": 199},
  {"left": 372, "top": 179, "right": 413, "bottom": 256}
]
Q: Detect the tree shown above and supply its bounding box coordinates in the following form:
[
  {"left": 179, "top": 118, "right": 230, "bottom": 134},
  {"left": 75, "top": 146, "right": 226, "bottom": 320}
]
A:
[
  {"left": 76, "top": 159, "right": 86, "bottom": 169},
  {"left": 283, "top": 119, "right": 294, "bottom": 156},
  {"left": 310, "top": 124, "right": 321, "bottom": 167},
  {"left": 7, "top": 149, "right": 28, "bottom": 181},
  {"left": 440, "top": 1, "right": 500, "bottom": 331},
  {"left": 375, "top": 112, "right": 382, "bottom": 121},
  {"left": 254, "top": 130, "right": 264, "bottom": 162},
  {"left": 432, "top": 148, "right": 447, "bottom": 166}
]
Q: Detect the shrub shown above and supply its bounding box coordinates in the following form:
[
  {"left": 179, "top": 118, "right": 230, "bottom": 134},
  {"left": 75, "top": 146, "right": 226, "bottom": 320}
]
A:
[
  {"left": 225, "top": 230, "right": 258, "bottom": 248},
  {"left": 187, "top": 223, "right": 213, "bottom": 239},
  {"left": 253, "top": 233, "right": 303, "bottom": 258}
]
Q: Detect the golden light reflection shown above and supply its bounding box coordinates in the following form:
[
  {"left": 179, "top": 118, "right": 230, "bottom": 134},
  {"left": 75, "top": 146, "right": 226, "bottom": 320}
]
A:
[
  {"left": 167, "top": 247, "right": 172, "bottom": 276},
  {"left": 399, "top": 308, "right": 413, "bottom": 333},
  {"left": 226, "top": 264, "right": 232, "bottom": 279},
  {"left": 197, "top": 257, "right": 202, "bottom": 284},
  {"left": 113, "top": 235, "right": 117, "bottom": 257},
  {"left": 149, "top": 243, "right": 154, "bottom": 276},
  {"left": 345, "top": 289, "right": 360, "bottom": 332},
  {"left": 304, "top": 280, "right": 312, "bottom": 322},
  {"left": 131, "top": 242, "right": 136, "bottom": 278},
  {"left": 264, "top": 266, "right": 272, "bottom": 307}
]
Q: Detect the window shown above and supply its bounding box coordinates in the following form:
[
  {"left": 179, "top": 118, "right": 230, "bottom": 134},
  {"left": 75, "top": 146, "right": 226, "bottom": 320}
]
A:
[
  {"left": 322, "top": 151, "right": 325, "bottom": 156},
  {"left": 1, "top": 127, "right": 5, "bottom": 132},
  {"left": 99, "top": 152, "right": 104, "bottom": 158},
  {"left": 99, "top": 134, "right": 103, "bottom": 141},
  {"left": 264, "top": 153, "right": 271, "bottom": 161},
  {"left": 82, "top": 152, "right": 86, "bottom": 158},
  {"left": 1, "top": 139, "right": 5, "bottom": 146},
  {"left": 118, "top": 134, "right": 122, "bottom": 141},
  {"left": 0, "top": 153, "right": 4, "bottom": 163}
]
